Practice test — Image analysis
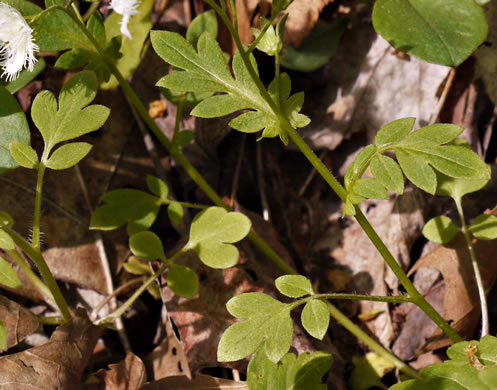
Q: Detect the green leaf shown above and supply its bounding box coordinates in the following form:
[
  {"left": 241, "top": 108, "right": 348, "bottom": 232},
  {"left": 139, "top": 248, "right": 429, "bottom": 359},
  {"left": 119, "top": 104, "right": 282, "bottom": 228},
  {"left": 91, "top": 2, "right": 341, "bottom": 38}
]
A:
[
  {"left": 247, "top": 345, "right": 333, "bottom": 390},
  {"left": 0, "top": 320, "right": 6, "bottom": 352},
  {"left": 252, "top": 20, "right": 281, "bottom": 57},
  {"left": 167, "top": 264, "right": 199, "bottom": 299},
  {"left": 0, "top": 87, "right": 30, "bottom": 175},
  {"left": 31, "top": 71, "right": 110, "bottom": 147},
  {"left": 370, "top": 154, "right": 404, "bottom": 194},
  {"left": 272, "top": 0, "right": 294, "bottom": 13},
  {"left": 101, "top": 0, "right": 154, "bottom": 89},
  {"left": 129, "top": 231, "right": 166, "bottom": 261},
  {"left": 55, "top": 13, "right": 121, "bottom": 83},
  {"left": 146, "top": 281, "right": 161, "bottom": 299},
  {"left": 123, "top": 256, "right": 152, "bottom": 275},
  {"left": 45, "top": 142, "right": 92, "bottom": 170},
  {"left": 0, "top": 230, "right": 15, "bottom": 250},
  {"left": 401, "top": 124, "right": 463, "bottom": 145},
  {"left": 186, "top": 207, "right": 251, "bottom": 269},
  {"left": 351, "top": 178, "right": 389, "bottom": 200},
  {"left": 0, "top": 256, "right": 22, "bottom": 289},
  {"left": 146, "top": 175, "right": 168, "bottom": 200},
  {"left": 395, "top": 148, "right": 437, "bottom": 194},
  {"left": 372, "top": 0, "right": 488, "bottom": 67},
  {"left": 349, "top": 352, "right": 396, "bottom": 390},
  {"left": 218, "top": 292, "right": 293, "bottom": 363},
  {"left": 469, "top": 215, "right": 497, "bottom": 241},
  {"left": 90, "top": 189, "right": 160, "bottom": 234},
  {"left": 8, "top": 142, "right": 38, "bottom": 169},
  {"left": 301, "top": 299, "right": 330, "bottom": 340},
  {"left": 435, "top": 170, "right": 491, "bottom": 201},
  {"left": 186, "top": 9, "right": 218, "bottom": 48},
  {"left": 280, "top": 20, "right": 346, "bottom": 72},
  {"left": 167, "top": 202, "right": 184, "bottom": 227},
  {"left": 390, "top": 336, "right": 497, "bottom": 389},
  {"left": 0, "top": 58, "right": 46, "bottom": 94},
  {"left": 374, "top": 117, "right": 415, "bottom": 146},
  {"left": 151, "top": 31, "right": 308, "bottom": 145},
  {"left": 422, "top": 216, "right": 460, "bottom": 244},
  {"left": 0, "top": 212, "right": 14, "bottom": 228},
  {"left": 344, "top": 145, "right": 377, "bottom": 190},
  {"left": 275, "top": 275, "right": 313, "bottom": 298}
]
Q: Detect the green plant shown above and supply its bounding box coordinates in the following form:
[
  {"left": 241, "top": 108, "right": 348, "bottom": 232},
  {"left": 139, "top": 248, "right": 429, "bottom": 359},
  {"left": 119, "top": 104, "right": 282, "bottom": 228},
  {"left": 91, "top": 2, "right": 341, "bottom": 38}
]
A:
[{"left": 0, "top": 0, "right": 494, "bottom": 388}]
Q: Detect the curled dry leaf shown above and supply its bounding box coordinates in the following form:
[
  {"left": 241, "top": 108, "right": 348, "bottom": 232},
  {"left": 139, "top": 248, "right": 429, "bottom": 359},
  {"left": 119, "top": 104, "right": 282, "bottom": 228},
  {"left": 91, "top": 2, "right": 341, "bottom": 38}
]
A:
[
  {"left": 88, "top": 352, "right": 146, "bottom": 390},
  {"left": 0, "top": 308, "right": 101, "bottom": 389},
  {"left": 0, "top": 296, "right": 38, "bottom": 351}
]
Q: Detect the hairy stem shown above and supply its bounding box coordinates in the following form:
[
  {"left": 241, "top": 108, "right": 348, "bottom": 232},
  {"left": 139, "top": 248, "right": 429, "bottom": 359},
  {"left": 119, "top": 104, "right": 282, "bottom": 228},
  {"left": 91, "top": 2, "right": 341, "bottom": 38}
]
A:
[
  {"left": 455, "top": 198, "right": 489, "bottom": 337},
  {"left": 32, "top": 157, "right": 47, "bottom": 251},
  {"left": 5, "top": 228, "right": 72, "bottom": 322}
]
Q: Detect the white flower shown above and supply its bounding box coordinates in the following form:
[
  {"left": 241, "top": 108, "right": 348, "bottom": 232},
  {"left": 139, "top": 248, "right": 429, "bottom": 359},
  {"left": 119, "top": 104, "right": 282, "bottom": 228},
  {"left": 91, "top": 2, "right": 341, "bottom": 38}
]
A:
[
  {"left": 0, "top": 2, "right": 38, "bottom": 82},
  {"left": 110, "top": 0, "right": 140, "bottom": 40}
]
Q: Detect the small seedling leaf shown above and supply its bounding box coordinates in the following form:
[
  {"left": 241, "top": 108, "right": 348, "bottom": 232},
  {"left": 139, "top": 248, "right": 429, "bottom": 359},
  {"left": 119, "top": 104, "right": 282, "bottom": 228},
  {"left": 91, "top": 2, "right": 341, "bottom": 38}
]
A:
[
  {"left": 167, "top": 264, "right": 199, "bottom": 299},
  {"left": 390, "top": 336, "right": 497, "bottom": 389},
  {"left": 186, "top": 207, "right": 251, "bottom": 269},
  {"left": 301, "top": 299, "right": 330, "bottom": 340},
  {"left": 0, "top": 256, "right": 22, "bottom": 289},
  {"left": 370, "top": 154, "right": 404, "bottom": 194},
  {"left": 0, "top": 230, "right": 15, "bottom": 250},
  {"left": 275, "top": 275, "right": 313, "bottom": 298},
  {"left": 45, "top": 142, "right": 92, "bottom": 170},
  {"left": 0, "top": 320, "right": 6, "bottom": 352},
  {"left": 372, "top": 0, "right": 487, "bottom": 67},
  {"left": 146, "top": 281, "right": 161, "bottom": 299},
  {"left": 90, "top": 189, "right": 160, "bottom": 234},
  {"left": 374, "top": 117, "right": 415, "bottom": 146},
  {"left": 422, "top": 216, "right": 460, "bottom": 244},
  {"left": 146, "top": 175, "right": 169, "bottom": 200},
  {"left": 8, "top": 142, "right": 38, "bottom": 169},
  {"left": 129, "top": 231, "right": 166, "bottom": 261},
  {"left": 123, "top": 256, "right": 151, "bottom": 276},
  {"left": 0, "top": 212, "right": 14, "bottom": 229},
  {"left": 247, "top": 345, "right": 333, "bottom": 390},
  {"left": 469, "top": 215, "right": 497, "bottom": 241},
  {"left": 167, "top": 202, "right": 184, "bottom": 227},
  {"left": 218, "top": 292, "right": 293, "bottom": 363},
  {"left": 0, "top": 87, "right": 30, "bottom": 175}
]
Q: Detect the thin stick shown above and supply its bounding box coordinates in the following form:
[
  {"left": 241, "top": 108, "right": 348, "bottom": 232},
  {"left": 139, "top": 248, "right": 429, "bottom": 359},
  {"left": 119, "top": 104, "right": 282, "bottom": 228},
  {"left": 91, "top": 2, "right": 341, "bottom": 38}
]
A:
[
  {"left": 230, "top": 134, "right": 246, "bottom": 208},
  {"left": 429, "top": 68, "right": 456, "bottom": 125},
  {"left": 256, "top": 142, "right": 270, "bottom": 221}
]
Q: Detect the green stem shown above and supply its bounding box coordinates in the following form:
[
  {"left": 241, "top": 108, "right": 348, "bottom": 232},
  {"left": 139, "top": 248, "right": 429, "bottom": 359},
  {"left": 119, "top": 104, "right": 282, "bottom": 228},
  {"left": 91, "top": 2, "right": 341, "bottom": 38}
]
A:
[
  {"left": 455, "top": 198, "right": 489, "bottom": 337},
  {"left": 159, "top": 199, "right": 208, "bottom": 210},
  {"left": 326, "top": 302, "right": 421, "bottom": 379},
  {"left": 32, "top": 158, "right": 47, "bottom": 251},
  {"left": 4, "top": 227, "right": 72, "bottom": 322},
  {"left": 7, "top": 249, "right": 55, "bottom": 303},
  {"left": 314, "top": 293, "right": 413, "bottom": 304}
]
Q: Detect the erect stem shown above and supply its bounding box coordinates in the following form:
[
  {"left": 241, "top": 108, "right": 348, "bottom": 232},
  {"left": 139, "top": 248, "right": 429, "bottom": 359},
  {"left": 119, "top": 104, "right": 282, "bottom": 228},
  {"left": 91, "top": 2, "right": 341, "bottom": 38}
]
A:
[
  {"left": 32, "top": 151, "right": 48, "bottom": 251},
  {"left": 455, "top": 198, "right": 489, "bottom": 337},
  {"left": 4, "top": 227, "right": 72, "bottom": 322}
]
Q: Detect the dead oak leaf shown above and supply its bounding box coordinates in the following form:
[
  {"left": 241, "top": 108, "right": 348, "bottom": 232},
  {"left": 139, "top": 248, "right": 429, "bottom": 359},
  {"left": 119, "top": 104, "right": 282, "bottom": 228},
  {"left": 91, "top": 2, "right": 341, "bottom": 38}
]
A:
[
  {"left": 0, "top": 296, "right": 39, "bottom": 351},
  {"left": 0, "top": 308, "right": 101, "bottom": 389},
  {"left": 87, "top": 352, "right": 146, "bottom": 390}
]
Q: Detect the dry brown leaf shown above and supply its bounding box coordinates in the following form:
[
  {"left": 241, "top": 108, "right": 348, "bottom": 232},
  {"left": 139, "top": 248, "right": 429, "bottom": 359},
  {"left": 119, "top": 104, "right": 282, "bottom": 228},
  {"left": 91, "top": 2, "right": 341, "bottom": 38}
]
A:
[
  {"left": 284, "top": 0, "right": 332, "bottom": 47},
  {"left": 392, "top": 229, "right": 497, "bottom": 359},
  {"left": 144, "top": 311, "right": 191, "bottom": 381},
  {"left": 0, "top": 296, "right": 39, "bottom": 351},
  {"left": 140, "top": 374, "right": 247, "bottom": 389},
  {"left": 88, "top": 352, "right": 147, "bottom": 390},
  {"left": 0, "top": 308, "right": 101, "bottom": 389}
]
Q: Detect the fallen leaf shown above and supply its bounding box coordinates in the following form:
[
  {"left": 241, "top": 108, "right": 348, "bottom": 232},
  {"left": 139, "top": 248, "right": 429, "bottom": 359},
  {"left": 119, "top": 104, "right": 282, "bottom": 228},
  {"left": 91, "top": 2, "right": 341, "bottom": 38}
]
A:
[
  {"left": 0, "top": 296, "right": 39, "bottom": 351},
  {"left": 0, "top": 308, "right": 101, "bottom": 388},
  {"left": 140, "top": 374, "right": 247, "bottom": 389},
  {"left": 88, "top": 352, "right": 146, "bottom": 390}
]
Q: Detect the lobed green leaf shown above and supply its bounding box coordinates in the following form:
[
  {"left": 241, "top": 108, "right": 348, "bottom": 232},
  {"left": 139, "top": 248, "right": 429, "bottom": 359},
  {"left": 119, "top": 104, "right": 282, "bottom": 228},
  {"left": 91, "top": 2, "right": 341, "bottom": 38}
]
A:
[
  {"left": 370, "top": 154, "right": 404, "bottom": 194},
  {"left": 374, "top": 117, "right": 415, "bottom": 146}
]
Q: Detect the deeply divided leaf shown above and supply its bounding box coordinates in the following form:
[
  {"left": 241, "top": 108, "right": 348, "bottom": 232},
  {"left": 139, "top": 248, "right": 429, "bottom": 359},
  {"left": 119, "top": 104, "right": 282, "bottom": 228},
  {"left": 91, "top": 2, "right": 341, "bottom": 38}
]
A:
[
  {"left": 218, "top": 292, "right": 293, "bottom": 363},
  {"left": 186, "top": 207, "right": 251, "bottom": 269}
]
